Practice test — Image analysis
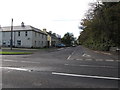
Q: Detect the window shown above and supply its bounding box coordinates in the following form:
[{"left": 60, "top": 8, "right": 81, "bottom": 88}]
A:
[
  {"left": 17, "top": 40, "right": 21, "bottom": 45},
  {"left": 35, "top": 32, "right": 36, "bottom": 37},
  {"left": 42, "top": 41, "right": 43, "bottom": 46},
  {"left": 2, "top": 32, "right": 5, "bottom": 37},
  {"left": 3, "top": 41, "right": 6, "bottom": 45},
  {"left": 18, "top": 31, "right": 20, "bottom": 36},
  {"left": 25, "top": 31, "right": 28, "bottom": 36},
  {"left": 42, "top": 34, "right": 43, "bottom": 38},
  {"left": 39, "top": 41, "right": 40, "bottom": 46},
  {"left": 35, "top": 41, "right": 36, "bottom": 47}
]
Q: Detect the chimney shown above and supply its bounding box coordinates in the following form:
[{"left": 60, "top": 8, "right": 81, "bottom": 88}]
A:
[
  {"left": 43, "top": 28, "right": 47, "bottom": 33},
  {"left": 21, "top": 22, "right": 25, "bottom": 27},
  {"left": 53, "top": 33, "right": 56, "bottom": 36},
  {"left": 49, "top": 31, "right": 52, "bottom": 34}
]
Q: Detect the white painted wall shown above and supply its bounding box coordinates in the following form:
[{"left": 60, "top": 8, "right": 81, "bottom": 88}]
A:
[
  {"left": 14, "top": 31, "right": 33, "bottom": 47},
  {"left": 32, "top": 31, "right": 47, "bottom": 48},
  {"left": 0, "top": 31, "right": 2, "bottom": 46},
  {"left": 1, "top": 30, "right": 47, "bottom": 48}
]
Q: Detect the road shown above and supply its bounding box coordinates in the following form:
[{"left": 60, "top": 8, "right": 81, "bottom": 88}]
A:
[{"left": 1, "top": 46, "right": 120, "bottom": 88}]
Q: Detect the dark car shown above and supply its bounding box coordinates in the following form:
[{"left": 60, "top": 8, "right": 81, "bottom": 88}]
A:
[{"left": 56, "top": 44, "right": 66, "bottom": 48}]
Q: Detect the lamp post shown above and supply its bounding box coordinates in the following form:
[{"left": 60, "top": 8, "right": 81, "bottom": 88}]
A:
[{"left": 10, "top": 18, "right": 13, "bottom": 50}]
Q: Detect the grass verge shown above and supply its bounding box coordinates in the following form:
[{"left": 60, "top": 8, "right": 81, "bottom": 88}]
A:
[{"left": 0, "top": 51, "right": 32, "bottom": 55}]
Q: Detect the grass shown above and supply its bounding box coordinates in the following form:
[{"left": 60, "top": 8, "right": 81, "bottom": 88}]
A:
[{"left": 0, "top": 51, "right": 33, "bottom": 55}]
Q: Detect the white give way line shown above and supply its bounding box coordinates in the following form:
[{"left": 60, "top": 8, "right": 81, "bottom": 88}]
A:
[
  {"left": 52, "top": 72, "right": 120, "bottom": 80},
  {"left": 0, "top": 67, "right": 31, "bottom": 72},
  {"left": 1, "top": 66, "right": 119, "bottom": 80}
]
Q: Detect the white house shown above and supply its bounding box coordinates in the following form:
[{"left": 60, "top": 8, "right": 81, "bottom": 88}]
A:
[{"left": 0, "top": 22, "right": 47, "bottom": 48}]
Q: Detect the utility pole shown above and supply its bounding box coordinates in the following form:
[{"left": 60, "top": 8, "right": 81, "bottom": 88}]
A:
[{"left": 10, "top": 18, "right": 13, "bottom": 50}]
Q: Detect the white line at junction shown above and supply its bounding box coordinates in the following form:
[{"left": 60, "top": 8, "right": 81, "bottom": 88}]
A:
[
  {"left": 3, "top": 59, "right": 40, "bottom": 64},
  {"left": 52, "top": 72, "right": 120, "bottom": 80},
  {"left": 0, "top": 67, "right": 31, "bottom": 72}
]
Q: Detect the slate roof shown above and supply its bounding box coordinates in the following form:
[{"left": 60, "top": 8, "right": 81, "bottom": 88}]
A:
[{"left": 0, "top": 25, "right": 47, "bottom": 35}]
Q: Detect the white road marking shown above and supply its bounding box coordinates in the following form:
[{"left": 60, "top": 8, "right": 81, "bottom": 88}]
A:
[
  {"left": 96, "top": 59, "right": 103, "bottom": 61},
  {"left": 0, "top": 67, "right": 31, "bottom": 72},
  {"left": 67, "top": 50, "right": 75, "bottom": 60},
  {"left": 57, "top": 48, "right": 64, "bottom": 51},
  {"left": 94, "top": 51, "right": 112, "bottom": 55},
  {"left": 85, "top": 59, "right": 92, "bottom": 61},
  {"left": 105, "top": 59, "right": 114, "bottom": 62},
  {"left": 64, "top": 64, "right": 69, "bottom": 65},
  {"left": 52, "top": 72, "right": 120, "bottom": 80},
  {"left": 71, "top": 51, "right": 75, "bottom": 55},
  {"left": 64, "top": 64, "right": 116, "bottom": 68},
  {"left": 76, "top": 59, "right": 83, "bottom": 61},
  {"left": 67, "top": 55, "right": 72, "bottom": 60},
  {"left": 3, "top": 59, "right": 40, "bottom": 64},
  {"left": 102, "top": 52, "right": 111, "bottom": 55},
  {"left": 82, "top": 54, "right": 91, "bottom": 57},
  {"left": 116, "top": 60, "right": 120, "bottom": 62},
  {"left": 3, "top": 60, "right": 15, "bottom": 61}
]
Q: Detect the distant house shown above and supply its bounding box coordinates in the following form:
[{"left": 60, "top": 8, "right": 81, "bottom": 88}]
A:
[
  {"left": 0, "top": 22, "right": 47, "bottom": 48},
  {"left": 43, "top": 29, "right": 61, "bottom": 47}
]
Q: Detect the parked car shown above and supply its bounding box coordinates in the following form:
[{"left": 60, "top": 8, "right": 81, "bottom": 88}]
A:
[{"left": 56, "top": 44, "right": 66, "bottom": 48}]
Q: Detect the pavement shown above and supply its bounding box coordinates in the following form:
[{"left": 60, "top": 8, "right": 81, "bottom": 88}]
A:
[{"left": 0, "top": 45, "right": 119, "bottom": 88}]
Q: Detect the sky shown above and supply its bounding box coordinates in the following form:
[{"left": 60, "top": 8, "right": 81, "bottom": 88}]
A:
[{"left": 0, "top": 0, "right": 96, "bottom": 38}]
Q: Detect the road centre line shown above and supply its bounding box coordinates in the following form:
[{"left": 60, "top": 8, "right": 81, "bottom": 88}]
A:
[{"left": 52, "top": 72, "right": 120, "bottom": 80}]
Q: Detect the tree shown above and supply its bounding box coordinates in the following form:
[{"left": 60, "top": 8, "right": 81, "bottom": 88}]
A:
[
  {"left": 61, "top": 32, "right": 75, "bottom": 46},
  {"left": 78, "top": 2, "right": 120, "bottom": 51}
]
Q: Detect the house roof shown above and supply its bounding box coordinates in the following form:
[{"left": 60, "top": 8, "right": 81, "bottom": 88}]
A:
[{"left": 0, "top": 25, "right": 47, "bottom": 35}]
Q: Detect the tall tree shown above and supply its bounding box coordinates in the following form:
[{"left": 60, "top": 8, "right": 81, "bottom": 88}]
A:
[
  {"left": 78, "top": 2, "right": 120, "bottom": 51},
  {"left": 62, "top": 32, "right": 75, "bottom": 46}
]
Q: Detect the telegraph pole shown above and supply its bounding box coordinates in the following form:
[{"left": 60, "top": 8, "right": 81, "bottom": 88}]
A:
[{"left": 10, "top": 18, "right": 13, "bottom": 50}]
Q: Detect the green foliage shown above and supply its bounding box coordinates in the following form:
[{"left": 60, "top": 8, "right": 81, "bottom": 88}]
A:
[
  {"left": 78, "top": 2, "right": 120, "bottom": 51},
  {"left": 62, "top": 32, "right": 75, "bottom": 46}
]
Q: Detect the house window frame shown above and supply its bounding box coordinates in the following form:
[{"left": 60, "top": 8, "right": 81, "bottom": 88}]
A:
[
  {"left": 25, "top": 31, "right": 28, "bottom": 36},
  {"left": 17, "top": 40, "right": 21, "bottom": 46},
  {"left": 18, "top": 31, "right": 20, "bottom": 36}
]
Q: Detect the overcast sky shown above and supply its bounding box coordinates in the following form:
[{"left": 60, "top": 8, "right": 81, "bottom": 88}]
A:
[{"left": 0, "top": 0, "right": 96, "bottom": 38}]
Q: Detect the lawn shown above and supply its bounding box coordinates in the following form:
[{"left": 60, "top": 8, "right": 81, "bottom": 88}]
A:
[{"left": 0, "top": 51, "right": 32, "bottom": 55}]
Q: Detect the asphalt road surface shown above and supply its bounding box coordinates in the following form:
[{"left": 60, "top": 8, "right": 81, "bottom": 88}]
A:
[{"left": 1, "top": 46, "right": 120, "bottom": 88}]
